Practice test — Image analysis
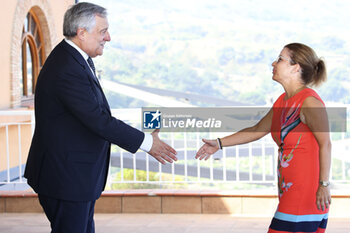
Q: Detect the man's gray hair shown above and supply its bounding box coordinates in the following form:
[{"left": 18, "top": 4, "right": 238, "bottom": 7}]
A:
[{"left": 63, "top": 2, "right": 107, "bottom": 39}]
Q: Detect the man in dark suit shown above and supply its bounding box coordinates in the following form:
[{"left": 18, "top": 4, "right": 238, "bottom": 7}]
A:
[{"left": 24, "top": 2, "right": 177, "bottom": 233}]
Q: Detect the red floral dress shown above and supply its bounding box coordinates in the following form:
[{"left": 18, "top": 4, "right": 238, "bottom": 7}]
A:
[{"left": 268, "top": 88, "right": 329, "bottom": 233}]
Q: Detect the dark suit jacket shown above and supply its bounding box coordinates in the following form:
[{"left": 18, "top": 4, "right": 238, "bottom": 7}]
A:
[{"left": 24, "top": 40, "right": 144, "bottom": 201}]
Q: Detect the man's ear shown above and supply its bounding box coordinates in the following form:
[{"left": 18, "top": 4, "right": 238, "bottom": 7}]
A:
[{"left": 76, "top": 28, "right": 86, "bottom": 40}]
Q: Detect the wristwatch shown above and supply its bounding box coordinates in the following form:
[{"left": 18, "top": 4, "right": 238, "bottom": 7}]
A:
[{"left": 319, "top": 181, "right": 330, "bottom": 187}]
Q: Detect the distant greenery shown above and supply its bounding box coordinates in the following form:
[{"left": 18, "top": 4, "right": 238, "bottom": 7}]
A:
[
  {"left": 107, "top": 168, "right": 188, "bottom": 189},
  {"left": 106, "top": 154, "right": 348, "bottom": 190},
  {"left": 87, "top": 0, "right": 350, "bottom": 107},
  {"left": 106, "top": 167, "right": 276, "bottom": 190}
]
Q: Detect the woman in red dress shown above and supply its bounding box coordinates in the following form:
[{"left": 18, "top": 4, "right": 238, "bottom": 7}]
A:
[{"left": 196, "top": 43, "right": 331, "bottom": 233}]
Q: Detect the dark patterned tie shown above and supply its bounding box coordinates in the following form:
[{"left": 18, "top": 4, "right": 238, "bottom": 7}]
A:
[{"left": 87, "top": 57, "right": 96, "bottom": 77}]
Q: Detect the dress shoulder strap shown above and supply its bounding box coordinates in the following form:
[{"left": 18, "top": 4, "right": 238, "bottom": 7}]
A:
[{"left": 297, "top": 88, "right": 325, "bottom": 106}]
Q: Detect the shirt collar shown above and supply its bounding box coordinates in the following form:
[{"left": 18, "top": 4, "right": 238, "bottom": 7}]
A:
[{"left": 64, "top": 38, "right": 89, "bottom": 61}]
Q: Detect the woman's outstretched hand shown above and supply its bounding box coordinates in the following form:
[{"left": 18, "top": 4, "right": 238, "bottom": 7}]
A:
[{"left": 195, "top": 139, "right": 219, "bottom": 160}]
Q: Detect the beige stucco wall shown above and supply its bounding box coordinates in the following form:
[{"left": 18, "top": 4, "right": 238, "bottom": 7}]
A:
[
  {"left": 51, "top": 0, "right": 76, "bottom": 42},
  {"left": 0, "top": 0, "right": 74, "bottom": 173},
  {"left": 0, "top": 2, "right": 17, "bottom": 110},
  {"left": 0, "top": 0, "right": 74, "bottom": 110}
]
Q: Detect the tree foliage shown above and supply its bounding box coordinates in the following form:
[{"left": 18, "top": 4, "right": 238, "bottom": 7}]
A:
[{"left": 91, "top": 0, "right": 350, "bottom": 107}]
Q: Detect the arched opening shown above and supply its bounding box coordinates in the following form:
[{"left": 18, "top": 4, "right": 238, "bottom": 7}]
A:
[{"left": 20, "top": 9, "right": 46, "bottom": 106}]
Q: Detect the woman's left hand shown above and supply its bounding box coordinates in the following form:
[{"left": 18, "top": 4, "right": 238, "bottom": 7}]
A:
[{"left": 316, "top": 186, "right": 331, "bottom": 211}]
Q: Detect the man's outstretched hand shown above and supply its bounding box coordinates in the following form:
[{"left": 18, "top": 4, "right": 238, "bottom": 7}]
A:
[{"left": 148, "top": 129, "right": 177, "bottom": 164}]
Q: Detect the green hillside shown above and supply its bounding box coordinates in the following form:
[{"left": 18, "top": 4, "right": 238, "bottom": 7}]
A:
[{"left": 88, "top": 0, "right": 350, "bottom": 107}]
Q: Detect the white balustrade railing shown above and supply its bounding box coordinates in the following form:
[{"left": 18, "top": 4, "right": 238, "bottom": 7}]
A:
[
  {"left": 0, "top": 110, "right": 34, "bottom": 188},
  {"left": 0, "top": 109, "right": 349, "bottom": 192}
]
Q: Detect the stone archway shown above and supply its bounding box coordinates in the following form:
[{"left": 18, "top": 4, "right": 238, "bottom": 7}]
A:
[{"left": 10, "top": 0, "right": 58, "bottom": 108}]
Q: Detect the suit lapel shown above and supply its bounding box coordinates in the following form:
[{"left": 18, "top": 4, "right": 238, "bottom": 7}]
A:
[
  {"left": 60, "top": 40, "right": 87, "bottom": 70},
  {"left": 61, "top": 40, "right": 99, "bottom": 84},
  {"left": 60, "top": 40, "right": 111, "bottom": 115}
]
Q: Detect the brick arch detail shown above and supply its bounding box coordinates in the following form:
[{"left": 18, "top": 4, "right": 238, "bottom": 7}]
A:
[{"left": 10, "top": 0, "right": 58, "bottom": 108}]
